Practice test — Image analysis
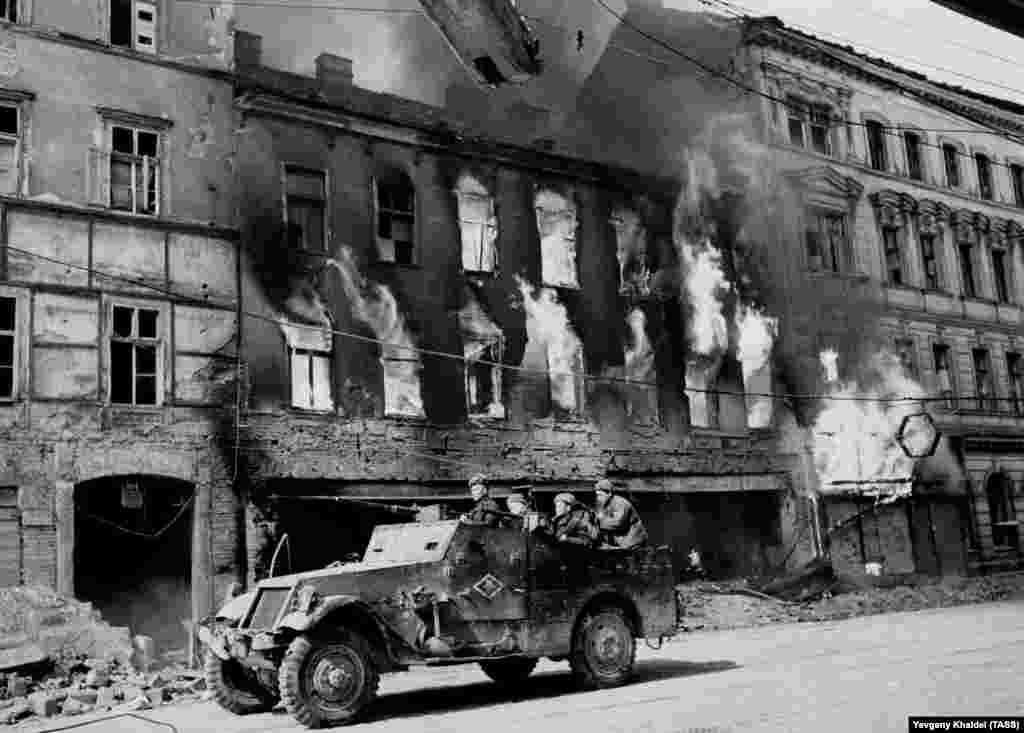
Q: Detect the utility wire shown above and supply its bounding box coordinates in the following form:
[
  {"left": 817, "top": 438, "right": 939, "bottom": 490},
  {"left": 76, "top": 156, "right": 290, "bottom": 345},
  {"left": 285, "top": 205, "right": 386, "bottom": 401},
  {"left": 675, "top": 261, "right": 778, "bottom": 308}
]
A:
[
  {"left": 80, "top": 496, "right": 196, "bottom": 539},
  {"left": 11, "top": 243, "right": 1023, "bottom": 407}
]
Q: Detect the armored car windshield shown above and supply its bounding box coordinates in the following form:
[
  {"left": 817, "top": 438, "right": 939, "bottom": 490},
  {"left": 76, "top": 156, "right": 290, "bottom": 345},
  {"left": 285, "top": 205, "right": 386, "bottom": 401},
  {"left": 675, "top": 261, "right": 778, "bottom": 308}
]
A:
[{"left": 361, "top": 520, "right": 459, "bottom": 565}]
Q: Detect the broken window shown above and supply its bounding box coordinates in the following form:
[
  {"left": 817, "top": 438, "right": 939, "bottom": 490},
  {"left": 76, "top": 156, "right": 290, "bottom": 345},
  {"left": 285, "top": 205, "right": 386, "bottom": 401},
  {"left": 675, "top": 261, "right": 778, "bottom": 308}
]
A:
[
  {"left": 0, "top": 1, "right": 16, "bottom": 23},
  {"left": 381, "top": 347, "right": 424, "bottom": 418},
  {"left": 1007, "top": 352, "right": 1023, "bottom": 416},
  {"left": 0, "top": 296, "right": 15, "bottom": 399},
  {"left": 919, "top": 233, "right": 940, "bottom": 290},
  {"left": 455, "top": 174, "right": 497, "bottom": 274},
  {"left": 109, "top": 124, "right": 160, "bottom": 215},
  {"left": 0, "top": 103, "right": 19, "bottom": 195},
  {"left": 459, "top": 290, "right": 505, "bottom": 418},
  {"left": 805, "top": 210, "right": 847, "bottom": 273},
  {"left": 903, "top": 131, "right": 923, "bottom": 181},
  {"left": 943, "top": 144, "right": 961, "bottom": 188},
  {"left": 882, "top": 227, "right": 903, "bottom": 285},
  {"left": 285, "top": 167, "right": 326, "bottom": 252},
  {"left": 535, "top": 188, "right": 579, "bottom": 289},
  {"left": 611, "top": 207, "right": 649, "bottom": 294},
  {"left": 958, "top": 242, "right": 976, "bottom": 298},
  {"left": 972, "top": 348, "right": 995, "bottom": 412},
  {"left": 932, "top": 343, "right": 955, "bottom": 409},
  {"left": 1011, "top": 164, "right": 1024, "bottom": 208},
  {"left": 111, "top": 0, "right": 157, "bottom": 53},
  {"left": 375, "top": 167, "right": 415, "bottom": 265},
  {"left": 109, "top": 304, "right": 161, "bottom": 406},
  {"left": 975, "top": 153, "right": 994, "bottom": 200},
  {"left": 281, "top": 323, "right": 332, "bottom": 411},
  {"left": 865, "top": 120, "right": 887, "bottom": 171}
]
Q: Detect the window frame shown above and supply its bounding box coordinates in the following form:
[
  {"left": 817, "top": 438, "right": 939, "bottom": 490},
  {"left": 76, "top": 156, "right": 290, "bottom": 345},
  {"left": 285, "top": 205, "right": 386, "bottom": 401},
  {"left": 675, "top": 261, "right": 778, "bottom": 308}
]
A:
[
  {"left": 373, "top": 165, "right": 417, "bottom": 267},
  {"left": 1007, "top": 351, "right": 1024, "bottom": 416},
  {"left": 864, "top": 119, "right": 888, "bottom": 172},
  {"left": 974, "top": 151, "right": 994, "bottom": 201},
  {"left": 454, "top": 173, "right": 498, "bottom": 275},
  {"left": 882, "top": 226, "right": 904, "bottom": 286},
  {"left": 804, "top": 208, "right": 849, "bottom": 274},
  {"left": 894, "top": 337, "right": 918, "bottom": 380},
  {"left": 282, "top": 164, "right": 328, "bottom": 253},
  {"left": 1009, "top": 162, "right": 1024, "bottom": 208},
  {"left": 972, "top": 347, "right": 995, "bottom": 412},
  {"left": 534, "top": 186, "right": 580, "bottom": 289},
  {"left": 919, "top": 231, "right": 941, "bottom": 291},
  {"left": 942, "top": 141, "right": 963, "bottom": 189},
  {"left": 110, "top": 0, "right": 158, "bottom": 54},
  {"left": 464, "top": 337, "right": 505, "bottom": 419},
  {"left": 106, "top": 121, "right": 163, "bottom": 216},
  {"left": 991, "top": 247, "right": 1011, "bottom": 304},
  {"left": 903, "top": 129, "right": 924, "bottom": 182},
  {"left": 0, "top": 90, "right": 33, "bottom": 198},
  {"left": 105, "top": 297, "right": 168, "bottom": 408},
  {"left": 0, "top": 286, "right": 26, "bottom": 401},
  {"left": 932, "top": 342, "right": 956, "bottom": 409},
  {"left": 958, "top": 241, "right": 977, "bottom": 299},
  {"left": 288, "top": 348, "right": 333, "bottom": 412}
]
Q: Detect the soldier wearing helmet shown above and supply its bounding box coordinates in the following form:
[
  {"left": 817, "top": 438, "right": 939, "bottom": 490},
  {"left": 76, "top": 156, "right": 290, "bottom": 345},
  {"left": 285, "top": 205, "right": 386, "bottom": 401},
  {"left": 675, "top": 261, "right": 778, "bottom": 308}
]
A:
[
  {"left": 548, "top": 492, "right": 599, "bottom": 548},
  {"left": 593, "top": 479, "right": 648, "bottom": 550},
  {"left": 460, "top": 474, "right": 502, "bottom": 528}
]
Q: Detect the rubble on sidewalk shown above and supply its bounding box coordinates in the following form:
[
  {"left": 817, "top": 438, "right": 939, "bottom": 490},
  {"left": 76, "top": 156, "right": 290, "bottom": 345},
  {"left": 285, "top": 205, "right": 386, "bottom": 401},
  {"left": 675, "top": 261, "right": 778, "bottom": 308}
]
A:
[{"left": 677, "top": 571, "right": 1024, "bottom": 632}]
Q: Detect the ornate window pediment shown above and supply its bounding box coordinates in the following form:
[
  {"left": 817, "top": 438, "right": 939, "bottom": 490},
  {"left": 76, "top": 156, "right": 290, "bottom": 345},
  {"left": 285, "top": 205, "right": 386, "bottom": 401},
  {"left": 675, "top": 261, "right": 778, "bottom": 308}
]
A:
[
  {"left": 784, "top": 166, "right": 863, "bottom": 204},
  {"left": 917, "top": 199, "right": 951, "bottom": 233},
  {"left": 869, "top": 189, "right": 918, "bottom": 227}
]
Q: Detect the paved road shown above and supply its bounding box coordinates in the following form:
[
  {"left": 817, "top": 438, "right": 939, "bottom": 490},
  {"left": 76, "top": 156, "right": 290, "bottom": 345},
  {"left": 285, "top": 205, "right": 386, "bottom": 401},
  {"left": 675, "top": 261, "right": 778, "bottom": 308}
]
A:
[{"left": 26, "top": 599, "right": 1024, "bottom": 733}]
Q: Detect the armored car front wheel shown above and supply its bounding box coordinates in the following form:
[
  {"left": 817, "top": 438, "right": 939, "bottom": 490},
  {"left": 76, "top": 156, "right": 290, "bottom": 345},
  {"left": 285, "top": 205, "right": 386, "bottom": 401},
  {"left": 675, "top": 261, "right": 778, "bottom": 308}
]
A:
[
  {"left": 204, "top": 649, "right": 278, "bottom": 715},
  {"left": 279, "top": 632, "right": 380, "bottom": 728},
  {"left": 569, "top": 607, "right": 636, "bottom": 689}
]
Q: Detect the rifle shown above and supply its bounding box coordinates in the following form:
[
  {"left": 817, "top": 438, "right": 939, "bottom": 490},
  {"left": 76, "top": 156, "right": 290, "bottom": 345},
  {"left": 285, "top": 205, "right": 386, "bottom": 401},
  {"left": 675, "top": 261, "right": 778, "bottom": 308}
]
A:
[{"left": 266, "top": 493, "right": 534, "bottom": 522}]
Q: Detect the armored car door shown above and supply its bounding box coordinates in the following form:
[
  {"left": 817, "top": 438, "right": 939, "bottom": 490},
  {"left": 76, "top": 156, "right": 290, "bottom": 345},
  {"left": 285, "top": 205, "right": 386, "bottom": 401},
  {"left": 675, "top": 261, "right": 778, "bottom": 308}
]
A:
[{"left": 444, "top": 524, "right": 529, "bottom": 621}]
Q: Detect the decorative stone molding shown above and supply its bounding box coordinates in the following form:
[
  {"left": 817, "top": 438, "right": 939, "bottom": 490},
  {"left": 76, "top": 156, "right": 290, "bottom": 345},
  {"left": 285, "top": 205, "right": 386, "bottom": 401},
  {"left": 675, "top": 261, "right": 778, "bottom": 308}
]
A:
[
  {"left": 869, "top": 189, "right": 917, "bottom": 227},
  {"left": 917, "top": 199, "right": 951, "bottom": 232},
  {"left": 990, "top": 218, "right": 1008, "bottom": 248},
  {"left": 783, "top": 166, "right": 864, "bottom": 202}
]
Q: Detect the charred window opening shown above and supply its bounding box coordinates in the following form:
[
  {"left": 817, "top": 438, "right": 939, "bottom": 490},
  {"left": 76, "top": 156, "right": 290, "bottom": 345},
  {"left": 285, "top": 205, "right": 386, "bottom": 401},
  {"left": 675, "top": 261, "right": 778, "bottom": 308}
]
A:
[
  {"left": 111, "top": 0, "right": 156, "bottom": 53},
  {"left": 109, "top": 304, "right": 161, "bottom": 406},
  {"left": 381, "top": 347, "right": 425, "bottom": 418},
  {"left": 0, "top": 296, "right": 14, "bottom": 399},
  {"left": 455, "top": 174, "right": 497, "bottom": 274},
  {"left": 992, "top": 248, "right": 1010, "bottom": 303},
  {"left": 285, "top": 167, "right": 326, "bottom": 252},
  {"left": 972, "top": 348, "right": 995, "bottom": 412},
  {"left": 535, "top": 188, "right": 578, "bottom": 289},
  {"left": 805, "top": 209, "right": 847, "bottom": 274},
  {"left": 110, "top": 125, "right": 160, "bottom": 215},
  {"left": 1007, "top": 352, "right": 1024, "bottom": 415},
  {"left": 460, "top": 289, "right": 505, "bottom": 419},
  {"left": 375, "top": 166, "right": 415, "bottom": 265},
  {"left": 547, "top": 340, "right": 583, "bottom": 416},
  {"left": 932, "top": 343, "right": 955, "bottom": 409},
  {"left": 281, "top": 323, "right": 333, "bottom": 412},
  {"left": 919, "top": 233, "right": 940, "bottom": 290},
  {"left": 611, "top": 207, "right": 650, "bottom": 295},
  {"left": 882, "top": 227, "right": 903, "bottom": 285}
]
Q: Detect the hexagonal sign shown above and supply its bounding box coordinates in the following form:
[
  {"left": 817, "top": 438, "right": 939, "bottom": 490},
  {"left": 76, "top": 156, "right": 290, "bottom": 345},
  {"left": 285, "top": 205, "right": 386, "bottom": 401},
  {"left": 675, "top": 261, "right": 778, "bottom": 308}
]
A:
[{"left": 896, "top": 412, "right": 941, "bottom": 459}]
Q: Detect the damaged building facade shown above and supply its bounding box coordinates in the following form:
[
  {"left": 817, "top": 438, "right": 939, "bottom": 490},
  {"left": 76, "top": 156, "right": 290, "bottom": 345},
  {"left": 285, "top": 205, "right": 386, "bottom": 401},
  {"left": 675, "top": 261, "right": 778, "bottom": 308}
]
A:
[
  {"left": 0, "top": 0, "right": 241, "bottom": 653},
  {"left": 741, "top": 18, "right": 1024, "bottom": 575},
  {"left": 229, "top": 33, "right": 812, "bottom": 588}
]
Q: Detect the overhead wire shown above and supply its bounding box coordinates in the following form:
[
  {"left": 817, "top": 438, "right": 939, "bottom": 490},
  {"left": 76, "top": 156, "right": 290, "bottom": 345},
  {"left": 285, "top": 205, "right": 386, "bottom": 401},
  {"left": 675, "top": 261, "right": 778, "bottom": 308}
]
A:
[{"left": 9, "top": 243, "right": 1022, "bottom": 407}]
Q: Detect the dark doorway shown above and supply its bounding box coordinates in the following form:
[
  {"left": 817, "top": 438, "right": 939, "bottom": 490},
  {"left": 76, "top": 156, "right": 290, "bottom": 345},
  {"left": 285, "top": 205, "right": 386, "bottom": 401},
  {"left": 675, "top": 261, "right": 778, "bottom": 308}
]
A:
[{"left": 74, "top": 475, "right": 193, "bottom": 655}]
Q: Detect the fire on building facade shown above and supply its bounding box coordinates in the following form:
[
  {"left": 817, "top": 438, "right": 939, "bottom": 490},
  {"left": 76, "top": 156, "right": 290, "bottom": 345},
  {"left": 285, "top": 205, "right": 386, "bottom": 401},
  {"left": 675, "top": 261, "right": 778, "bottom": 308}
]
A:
[{"left": 741, "top": 18, "right": 1024, "bottom": 576}]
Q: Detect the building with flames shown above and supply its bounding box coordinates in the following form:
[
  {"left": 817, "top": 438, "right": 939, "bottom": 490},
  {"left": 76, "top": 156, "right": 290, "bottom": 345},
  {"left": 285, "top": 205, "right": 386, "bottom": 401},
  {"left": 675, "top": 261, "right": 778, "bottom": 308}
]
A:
[{"left": 740, "top": 18, "right": 1024, "bottom": 575}]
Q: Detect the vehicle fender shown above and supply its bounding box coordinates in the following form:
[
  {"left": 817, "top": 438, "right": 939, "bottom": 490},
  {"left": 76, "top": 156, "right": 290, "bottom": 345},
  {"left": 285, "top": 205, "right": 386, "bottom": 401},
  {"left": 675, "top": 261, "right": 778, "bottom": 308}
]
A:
[
  {"left": 277, "top": 595, "right": 385, "bottom": 635},
  {"left": 215, "top": 590, "right": 257, "bottom": 623}
]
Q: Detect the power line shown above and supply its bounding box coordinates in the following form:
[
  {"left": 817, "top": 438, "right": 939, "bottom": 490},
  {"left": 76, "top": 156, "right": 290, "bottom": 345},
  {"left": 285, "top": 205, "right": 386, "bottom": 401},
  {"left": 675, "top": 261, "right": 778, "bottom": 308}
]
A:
[
  {"left": 5, "top": 242, "right": 972, "bottom": 405},
  {"left": 175, "top": 0, "right": 422, "bottom": 11}
]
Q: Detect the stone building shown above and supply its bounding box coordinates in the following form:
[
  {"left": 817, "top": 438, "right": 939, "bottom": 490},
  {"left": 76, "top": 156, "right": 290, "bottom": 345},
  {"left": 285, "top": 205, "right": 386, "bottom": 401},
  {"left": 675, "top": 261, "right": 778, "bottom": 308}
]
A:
[
  {"left": 0, "top": 0, "right": 240, "bottom": 650},
  {"left": 739, "top": 18, "right": 1024, "bottom": 575},
  {"left": 228, "top": 32, "right": 812, "bottom": 588}
]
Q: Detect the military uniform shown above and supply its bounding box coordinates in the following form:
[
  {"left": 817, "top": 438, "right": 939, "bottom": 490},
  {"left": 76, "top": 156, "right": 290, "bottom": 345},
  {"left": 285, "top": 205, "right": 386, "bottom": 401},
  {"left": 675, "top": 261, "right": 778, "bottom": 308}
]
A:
[
  {"left": 464, "top": 496, "right": 502, "bottom": 528},
  {"left": 549, "top": 495, "right": 599, "bottom": 548},
  {"left": 595, "top": 493, "right": 648, "bottom": 550}
]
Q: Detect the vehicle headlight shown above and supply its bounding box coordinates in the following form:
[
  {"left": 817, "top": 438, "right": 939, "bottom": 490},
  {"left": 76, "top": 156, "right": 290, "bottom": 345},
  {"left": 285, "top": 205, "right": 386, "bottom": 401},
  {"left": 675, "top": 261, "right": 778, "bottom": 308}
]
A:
[{"left": 294, "top": 585, "right": 320, "bottom": 615}]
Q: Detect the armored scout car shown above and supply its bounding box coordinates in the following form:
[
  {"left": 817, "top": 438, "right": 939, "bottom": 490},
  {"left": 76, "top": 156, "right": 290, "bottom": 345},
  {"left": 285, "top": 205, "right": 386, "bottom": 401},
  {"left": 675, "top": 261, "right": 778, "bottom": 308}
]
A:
[{"left": 199, "top": 516, "right": 677, "bottom": 729}]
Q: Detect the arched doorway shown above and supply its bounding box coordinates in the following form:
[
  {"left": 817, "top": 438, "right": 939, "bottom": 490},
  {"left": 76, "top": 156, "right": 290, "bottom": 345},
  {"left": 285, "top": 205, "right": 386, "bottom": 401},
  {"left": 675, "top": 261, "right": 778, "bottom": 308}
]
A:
[
  {"left": 985, "top": 473, "right": 1018, "bottom": 550},
  {"left": 74, "top": 475, "right": 194, "bottom": 655}
]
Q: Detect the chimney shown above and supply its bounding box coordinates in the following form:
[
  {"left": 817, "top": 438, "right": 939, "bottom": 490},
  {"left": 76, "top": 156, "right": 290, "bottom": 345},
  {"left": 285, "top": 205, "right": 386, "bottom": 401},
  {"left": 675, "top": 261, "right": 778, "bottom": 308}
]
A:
[
  {"left": 234, "top": 30, "right": 262, "bottom": 70},
  {"left": 316, "top": 53, "right": 354, "bottom": 98}
]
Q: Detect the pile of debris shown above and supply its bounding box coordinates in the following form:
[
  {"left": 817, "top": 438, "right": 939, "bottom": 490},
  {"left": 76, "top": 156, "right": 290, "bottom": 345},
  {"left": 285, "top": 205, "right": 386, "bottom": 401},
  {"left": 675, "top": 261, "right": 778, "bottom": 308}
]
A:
[
  {"left": 677, "top": 570, "right": 1024, "bottom": 633},
  {"left": 0, "top": 659, "right": 207, "bottom": 725},
  {"left": 0, "top": 586, "right": 206, "bottom": 726}
]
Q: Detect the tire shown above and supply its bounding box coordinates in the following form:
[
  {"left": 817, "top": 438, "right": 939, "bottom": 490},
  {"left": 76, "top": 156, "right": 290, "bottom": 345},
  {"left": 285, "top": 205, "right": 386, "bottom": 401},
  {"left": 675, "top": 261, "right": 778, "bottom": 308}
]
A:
[
  {"left": 479, "top": 657, "right": 538, "bottom": 685},
  {"left": 204, "top": 648, "right": 277, "bottom": 715},
  {"left": 278, "top": 631, "right": 379, "bottom": 729},
  {"left": 569, "top": 607, "right": 636, "bottom": 689}
]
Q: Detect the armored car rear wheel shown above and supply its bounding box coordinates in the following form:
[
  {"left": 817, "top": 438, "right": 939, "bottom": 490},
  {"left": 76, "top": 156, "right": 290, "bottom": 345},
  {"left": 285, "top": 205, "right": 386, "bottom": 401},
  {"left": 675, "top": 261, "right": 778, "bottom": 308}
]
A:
[
  {"left": 479, "top": 657, "right": 538, "bottom": 685},
  {"left": 569, "top": 607, "right": 636, "bottom": 689},
  {"left": 204, "top": 649, "right": 277, "bottom": 715},
  {"left": 279, "top": 632, "right": 379, "bottom": 728}
]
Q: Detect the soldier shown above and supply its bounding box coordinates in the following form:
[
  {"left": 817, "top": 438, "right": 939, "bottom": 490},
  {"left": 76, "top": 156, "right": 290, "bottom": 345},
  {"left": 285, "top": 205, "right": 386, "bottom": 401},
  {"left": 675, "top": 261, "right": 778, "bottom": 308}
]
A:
[
  {"left": 549, "top": 492, "right": 600, "bottom": 548},
  {"left": 505, "top": 492, "right": 529, "bottom": 516},
  {"left": 593, "top": 479, "right": 648, "bottom": 550},
  {"left": 460, "top": 474, "right": 502, "bottom": 528}
]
